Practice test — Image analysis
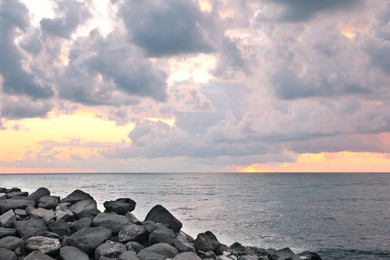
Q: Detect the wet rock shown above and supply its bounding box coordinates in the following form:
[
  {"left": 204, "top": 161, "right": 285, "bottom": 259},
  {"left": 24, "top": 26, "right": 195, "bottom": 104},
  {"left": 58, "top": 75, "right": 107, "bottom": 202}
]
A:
[
  {"left": 95, "top": 240, "right": 127, "bottom": 259},
  {"left": 144, "top": 205, "right": 182, "bottom": 233},
  {"left": 0, "top": 248, "right": 17, "bottom": 260},
  {"left": 194, "top": 231, "right": 220, "bottom": 253},
  {"left": 92, "top": 212, "right": 130, "bottom": 234},
  {"left": 298, "top": 251, "right": 323, "bottom": 260},
  {"left": 149, "top": 223, "right": 176, "bottom": 245},
  {"left": 0, "top": 227, "right": 16, "bottom": 238},
  {"left": 60, "top": 246, "right": 89, "bottom": 260},
  {"left": 69, "top": 199, "right": 100, "bottom": 219},
  {"left": 14, "top": 208, "right": 28, "bottom": 218},
  {"left": 6, "top": 191, "right": 29, "bottom": 198},
  {"left": 24, "top": 250, "right": 55, "bottom": 260},
  {"left": 137, "top": 243, "right": 179, "bottom": 260},
  {"left": 69, "top": 217, "right": 91, "bottom": 233},
  {"left": 68, "top": 226, "right": 112, "bottom": 254},
  {"left": 0, "top": 199, "right": 35, "bottom": 214},
  {"left": 0, "top": 209, "right": 16, "bottom": 228},
  {"left": 29, "top": 208, "right": 55, "bottom": 222},
  {"left": 0, "top": 236, "right": 24, "bottom": 250},
  {"left": 125, "top": 241, "right": 145, "bottom": 253},
  {"left": 14, "top": 218, "right": 48, "bottom": 239},
  {"left": 48, "top": 219, "right": 70, "bottom": 237},
  {"left": 173, "top": 238, "right": 196, "bottom": 253},
  {"left": 28, "top": 187, "right": 51, "bottom": 203},
  {"left": 271, "top": 247, "right": 300, "bottom": 260},
  {"left": 38, "top": 196, "right": 60, "bottom": 210},
  {"left": 118, "top": 223, "right": 148, "bottom": 243},
  {"left": 104, "top": 198, "right": 136, "bottom": 215},
  {"left": 126, "top": 212, "right": 142, "bottom": 224},
  {"left": 26, "top": 236, "right": 61, "bottom": 254},
  {"left": 119, "top": 250, "right": 140, "bottom": 260},
  {"left": 55, "top": 203, "right": 74, "bottom": 222},
  {"left": 61, "top": 189, "right": 93, "bottom": 204}
]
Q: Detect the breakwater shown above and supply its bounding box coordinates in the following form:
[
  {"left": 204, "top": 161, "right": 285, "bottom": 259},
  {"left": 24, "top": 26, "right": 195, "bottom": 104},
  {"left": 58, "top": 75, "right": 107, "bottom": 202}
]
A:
[{"left": 0, "top": 186, "right": 322, "bottom": 260}]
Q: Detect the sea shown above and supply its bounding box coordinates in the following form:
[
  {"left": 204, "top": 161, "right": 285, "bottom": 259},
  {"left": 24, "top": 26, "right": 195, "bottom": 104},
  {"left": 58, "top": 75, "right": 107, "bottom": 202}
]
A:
[{"left": 0, "top": 172, "right": 389, "bottom": 259}]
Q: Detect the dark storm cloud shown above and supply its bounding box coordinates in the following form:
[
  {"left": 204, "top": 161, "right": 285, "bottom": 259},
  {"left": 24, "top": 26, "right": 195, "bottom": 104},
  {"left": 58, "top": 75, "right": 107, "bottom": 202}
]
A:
[
  {"left": 117, "top": 0, "right": 216, "bottom": 57},
  {"left": 0, "top": 0, "right": 53, "bottom": 99},
  {"left": 268, "top": 0, "right": 362, "bottom": 21},
  {"left": 1, "top": 97, "right": 52, "bottom": 119},
  {"left": 40, "top": 0, "right": 91, "bottom": 38}
]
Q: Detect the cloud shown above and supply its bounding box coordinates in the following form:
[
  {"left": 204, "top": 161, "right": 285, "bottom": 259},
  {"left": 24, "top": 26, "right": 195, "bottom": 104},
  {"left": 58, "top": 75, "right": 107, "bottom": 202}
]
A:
[
  {"left": 40, "top": 0, "right": 91, "bottom": 38},
  {"left": 266, "top": 0, "right": 362, "bottom": 22},
  {"left": 1, "top": 96, "right": 52, "bottom": 119},
  {"left": 0, "top": 0, "right": 54, "bottom": 99},
  {"left": 117, "top": 0, "right": 218, "bottom": 57}
]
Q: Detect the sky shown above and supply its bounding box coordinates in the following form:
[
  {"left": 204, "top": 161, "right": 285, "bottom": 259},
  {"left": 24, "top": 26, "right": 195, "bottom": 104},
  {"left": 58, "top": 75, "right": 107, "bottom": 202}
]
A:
[{"left": 0, "top": 0, "right": 390, "bottom": 173}]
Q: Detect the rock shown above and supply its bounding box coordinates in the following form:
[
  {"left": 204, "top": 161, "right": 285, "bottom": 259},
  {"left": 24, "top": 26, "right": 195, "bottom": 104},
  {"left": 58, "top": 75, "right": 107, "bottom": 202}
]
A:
[
  {"left": 144, "top": 205, "right": 182, "bottom": 233},
  {"left": 0, "top": 227, "right": 16, "bottom": 238},
  {"left": 29, "top": 208, "right": 55, "bottom": 222},
  {"left": 149, "top": 223, "right": 176, "bottom": 245},
  {"left": 48, "top": 219, "right": 71, "bottom": 236},
  {"left": 240, "top": 256, "right": 258, "bottom": 260},
  {"left": 92, "top": 212, "right": 130, "bottom": 234},
  {"left": 0, "top": 248, "right": 17, "bottom": 260},
  {"left": 69, "top": 217, "right": 92, "bottom": 233},
  {"left": 14, "top": 208, "right": 28, "bottom": 217},
  {"left": 6, "top": 191, "right": 28, "bottom": 198},
  {"left": 4, "top": 188, "right": 21, "bottom": 193},
  {"left": 27, "top": 187, "right": 51, "bottom": 203},
  {"left": 25, "top": 206, "right": 36, "bottom": 215},
  {"left": 272, "top": 247, "right": 300, "bottom": 260},
  {"left": 0, "top": 194, "right": 6, "bottom": 200},
  {"left": 118, "top": 223, "right": 148, "bottom": 243},
  {"left": 143, "top": 220, "right": 157, "bottom": 232},
  {"left": 176, "top": 231, "right": 195, "bottom": 243},
  {"left": 60, "top": 246, "right": 89, "bottom": 260},
  {"left": 104, "top": 198, "right": 136, "bottom": 215},
  {"left": 137, "top": 243, "right": 179, "bottom": 260},
  {"left": 38, "top": 196, "right": 59, "bottom": 210},
  {"left": 24, "top": 250, "right": 55, "bottom": 260},
  {"left": 55, "top": 203, "right": 74, "bottom": 222},
  {"left": 125, "top": 241, "right": 145, "bottom": 253},
  {"left": 173, "top": 238, "right": 196, "bottom": 253},
  {"left": 194, "top": 231, "right": 220, "bottom": 253},
  {"left": 298, "top": 251, "right": 323, "bottom": 260},
  {"left": 119, "top": 250, "right": 140, "bottom": 260},
  {"left": 230, "top": 242, "right": 255, "bottom": 256},
  {"left": 173, "top": 251, "right": 202, "bottom": 260},
  {"left": 69, "top": 199, "right": 100, "bottom": 219},
  {"left": 61, "top": 189, "right": 93, "bottom": 204},
  {"left": 14, "top": 218, "right": 48, "bottom": 239},
  {"left": 216, "top": 244, "right": 231, "bottom": 255},
  {"left": 0, "top": 199, "right": 35, "bottom": 214},
  {"left": 26, "top": 236, "right": 61, "bottom": 254},
  {"left": 0, "top": 236, "right": 24, "bottom": 250},
  {"left": 95, "top": 240, "right": 127, "bottom": 259},
  {"left": 68, "top": 226, "right": 112, "bottom": 254},
  {"left": 0, "top": 209, "right": 16, "bottom": 228},
  {"left": 126, "top": 212, "right": 142, "bottom": 224}
]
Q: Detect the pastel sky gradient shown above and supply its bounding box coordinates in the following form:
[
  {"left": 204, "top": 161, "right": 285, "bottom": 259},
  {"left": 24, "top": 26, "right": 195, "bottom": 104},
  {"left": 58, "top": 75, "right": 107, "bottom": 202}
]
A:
[{"left": 1, "top": 0, "right": 390, "bottom": 173}]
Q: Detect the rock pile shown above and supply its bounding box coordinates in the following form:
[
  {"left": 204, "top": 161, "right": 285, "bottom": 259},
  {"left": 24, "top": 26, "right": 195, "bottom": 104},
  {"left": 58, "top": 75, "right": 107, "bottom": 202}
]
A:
[{"left": 0, "top": 187, "right": 322, "bottom": 260}]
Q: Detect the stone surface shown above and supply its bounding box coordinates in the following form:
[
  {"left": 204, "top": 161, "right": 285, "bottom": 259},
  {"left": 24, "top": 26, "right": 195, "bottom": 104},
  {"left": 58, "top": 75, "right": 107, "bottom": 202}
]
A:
[
  {"left": 118, "top": 223, "right": 148, "bottom": 243},
  {"left": 144, "top": 205, "right": 182, "bottom": 233},
  {"left": 48, "top": 219, "right": 70, "bottom": 236},
  {"left": 0, "top": 236, "right": 24, "bottom": 250},
  {"left": 137, "top": 243, "right": 179, "bottom": 260},
  {"left": 95, "top": 240, "right": 127, "bottom": 259},
  {"left": 14, "top": 218, "right": 48, "bottom": 239},
  {"left": 119, "top": 250, "right": 140, "bottom": 260},
  {"left": 0, "top": 209, "right": 16, "bottom": 228},
  {"left": 125, "top": 241, "right": 145, "bottom": 253},
  {"left": 38, "top": 195, "right": 60, "bottom": 210},
  {"left": 24, "top": 250, "right": 55, "bottom": 260},
  {"left": 149, "top": 223, "right": 176, "bottom": 245},
  {"left": 61, "top": 189, "right": 93, "bottom": 204},
  {"left": 68, "top": 226, "right": 112, "bottom": 254},
  {"left": 272, "top": 247, "right": 301, "bottom": 260},
  {"left": 240, "top": 256, "right": 258, "bottom": 260},
  {"left": 173, "top": 251, "right": 202, "bottom": 260},
  {"left": 173, "top": 238, "right": 196, "bottom": 253},
  {"left": 29, "top": 208, "right": 55, "bottom": 222},
  {"left": 194, "top": 231, "right": 220, "bottom": 253},
  {"left": 6, "top": 191, "right": 28, "bottom": 198},
  {"left": 298, "top": 251, "right": 323, "bottom": 260},
  {"left": 0, "top": 248, "right": 17, "bottom": 260},
  {"left": 69, "top": 199, "right": 100, "bottom": 219},
  {"left": 28, "top": 187, "right": 51, "bottom": 203},
  {"left": 55, "top": 203, "right": 74, "bottom": 222},
  {"left": 60, "top": 246, "right": 90, "bottom": 260},
  {"left": 0, "top": 227, "right": 16, "bottom": 238},
  {"left": 0, "top": 199, "right": 35, "bottom": 214},
  {"left": 26, "top": 235, "right": 61, "bottom": 254},
  {"left": 69, "top": 217, "right": 92, "bottom": 233},
  {"left": 104, "top": 198, "right": 136, "bottom": 215},
  {"left": 92, "top": 212, "right": 130, "bottom": 234}
]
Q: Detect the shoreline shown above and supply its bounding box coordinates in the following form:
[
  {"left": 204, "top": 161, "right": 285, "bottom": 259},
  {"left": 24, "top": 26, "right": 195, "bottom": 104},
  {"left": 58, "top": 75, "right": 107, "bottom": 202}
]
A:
[{"left": 0, "top": 186, "right": 322, "bottom": 260}]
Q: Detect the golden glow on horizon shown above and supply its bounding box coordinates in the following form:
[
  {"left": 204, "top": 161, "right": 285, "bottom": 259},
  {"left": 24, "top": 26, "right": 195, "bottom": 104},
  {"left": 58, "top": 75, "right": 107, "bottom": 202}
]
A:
[{"left": 237, "top": 152, "right": 390, "bottom": 172}]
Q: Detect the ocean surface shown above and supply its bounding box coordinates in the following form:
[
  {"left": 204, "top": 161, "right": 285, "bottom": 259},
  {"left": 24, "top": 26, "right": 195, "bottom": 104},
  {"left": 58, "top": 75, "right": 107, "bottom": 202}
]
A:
[{"left": 0, "top": 172, "right": 389, "bottom": 259}]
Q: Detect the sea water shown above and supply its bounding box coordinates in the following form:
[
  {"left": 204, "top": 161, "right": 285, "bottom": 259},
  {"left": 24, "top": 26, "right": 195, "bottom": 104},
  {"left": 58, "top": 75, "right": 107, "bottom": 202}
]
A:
[{"left": 0, "top": 172, "right": 389, "bottom": 259}]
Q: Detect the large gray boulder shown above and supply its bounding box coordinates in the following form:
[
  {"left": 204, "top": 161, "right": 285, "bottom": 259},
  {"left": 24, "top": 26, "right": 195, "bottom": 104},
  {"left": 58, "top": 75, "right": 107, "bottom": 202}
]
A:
[
  {"left": 69, "top": 217, "right": 91, "bottom": 233},
  {"left": 29, "top": 208, "right": 55, "bottom": 222},
  {"left": 119, "top": 250, "right": 140, "bottom": 260},
  {"left": 118, "top": 223, "right": 148, "bottom": 243},
  {"left": 144, "top": 205, "right": 182, "bottom": 233},
  {"left": 95, "top": 240, "right": 127, "bottom": 259},
  {"left": 24, "top": 250, "right": 55, "bottom": 260},
  {"left": 26, "top": 236, "right": 61, "bottom": 254},
  {"left": 0, "top": 236, "right": 24, "bottom": 251},
  {"left": 38, "top": 196, "right": 59, "bottom": 210},
  {"left": 173, "top": 238, "right": 196, "bottom": 253},
  {"left": 69, "top": 199, "right": 100, "bottom": 219},
  {"left": 297, "top": 251, "right": 323, "bottom": 260},
  {"left": 137, "top": 243, "right": 179, "bottom": 260},
  {"left": 48, "top": 219, "right": 71, "bottom": 236},
  {"left": 194, "top": 231, "right": 220, "bottom": 253},
  {"left": 0, "top": 199, "right": 35, "bottom": 214},
  {"left": 0, "top": 209, "right": 16, "bottom": 228},
  {"left": 14, "top": 218, "right": 48, "bottom": 239},
  {"left": 55, "top": 203, "right": 74, "bottom": 222},
  {"left": 0, "top": 227, "right": 16, "bottom": 238},
  {"left": 272, "top": 247, "right": 300, "bottom": 260},
  {"left": 60, "top": 246, "right": 89, "bottom": 260},
  {"left": 104, "top": 198, "right": 136, "bottom": 215},
  {"left": 92, "top": 212, "right": 130, "bottom": 234},
  {"left": 61, "top": 189, "right": 93, "bottom": 204},
  {"left": 173, "top": 251, "right": 202, "bottom": 260},
  {"left": 27, "top": 187, "right": 50, "bottom": 203},
  {"left": 149, "top": 223, "right": 176, "bottom": 245},
  {"left": 125, "top": 241, "right": 144, "bottom": 253},
  {"left": 0, "top": 248, "right": 17, "bottom": 260},
  {"left": 68, "top": 226, "right": 112, "bottom": 254},
  {"left": 6, "top": 191, "right": 28, "bottom": 198}
]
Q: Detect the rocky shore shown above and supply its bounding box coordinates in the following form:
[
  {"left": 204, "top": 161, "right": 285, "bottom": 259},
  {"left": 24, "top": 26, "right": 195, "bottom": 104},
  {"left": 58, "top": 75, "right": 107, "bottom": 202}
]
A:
[{"left": 0, "top": 187, "right": 322, "bottom": 260}]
